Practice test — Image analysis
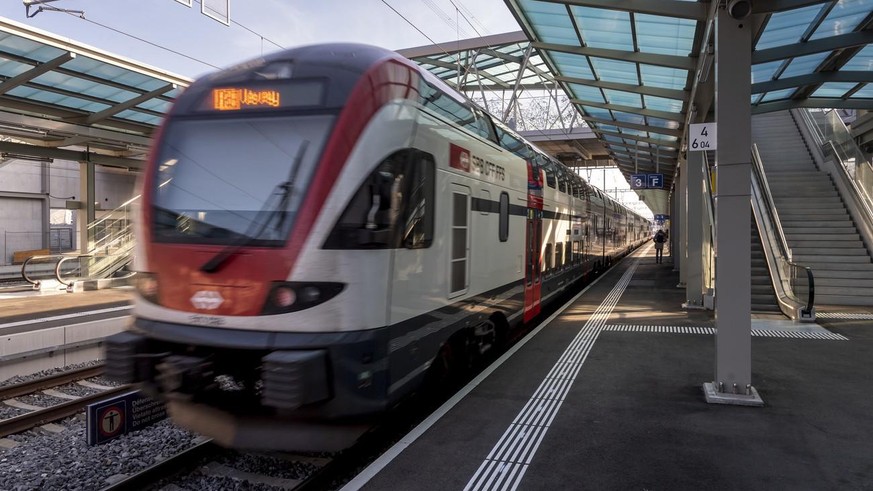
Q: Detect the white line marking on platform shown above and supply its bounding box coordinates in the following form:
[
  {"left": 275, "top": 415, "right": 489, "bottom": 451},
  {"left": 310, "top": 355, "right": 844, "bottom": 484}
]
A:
[
  {"left": 602, "top": 325, "right": 847, "bottom": 340},
  {"left": 465, "top": 253, "right": 642, "bottom": 491},
  {"left": 817, "top": 312, "right": 873, "bottom": 320}
]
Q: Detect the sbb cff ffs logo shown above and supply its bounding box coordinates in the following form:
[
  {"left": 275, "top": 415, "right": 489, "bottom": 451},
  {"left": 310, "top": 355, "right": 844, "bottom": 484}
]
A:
[{"left": 190, "top": 290, "right": 224, "bottom": 310}]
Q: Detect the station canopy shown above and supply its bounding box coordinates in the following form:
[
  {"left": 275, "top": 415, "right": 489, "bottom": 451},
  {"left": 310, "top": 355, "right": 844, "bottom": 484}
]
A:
[
  {"left": 0, "top": 17, "right": 191, "bottom": 170},
  {"left": 405, "top": 1, "right": 872, "bottom": 205}
]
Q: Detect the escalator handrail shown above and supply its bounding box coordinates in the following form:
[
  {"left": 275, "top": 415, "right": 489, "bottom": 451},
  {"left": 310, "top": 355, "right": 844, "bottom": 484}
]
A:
[
  {"left": 20, "top": 254, "right": 65, "bottom": 286},
  {"left": 751, "top": 144, "right": 792, "bottom": 261}
]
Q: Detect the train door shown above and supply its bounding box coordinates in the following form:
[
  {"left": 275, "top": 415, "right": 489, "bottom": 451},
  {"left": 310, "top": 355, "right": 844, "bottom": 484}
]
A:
[
  {"left": 524, "top": 160, "right": 543, "bottom": 322},
  {"left": 449, "top": 184, "right": 470, "bottom": 298}
]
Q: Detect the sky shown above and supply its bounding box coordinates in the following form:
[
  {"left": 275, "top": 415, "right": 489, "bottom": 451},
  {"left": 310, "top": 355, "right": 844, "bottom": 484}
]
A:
[{"left": 0, "top": 0, "right": 520, "bottom": 79}]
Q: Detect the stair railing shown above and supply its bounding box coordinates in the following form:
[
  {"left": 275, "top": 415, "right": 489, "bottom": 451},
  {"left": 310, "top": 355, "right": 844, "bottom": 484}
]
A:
[
  {"left": 751, "top": 144, "right": 815, "bottom": 321},
  {"left": 795, "top": 108, "right": 873, "bottom": 258}
]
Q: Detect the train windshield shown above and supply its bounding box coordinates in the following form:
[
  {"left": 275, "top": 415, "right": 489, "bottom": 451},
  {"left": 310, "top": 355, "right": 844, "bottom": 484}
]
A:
[{"left": 151, "top": 114, "right": 332, "bottom": 245}]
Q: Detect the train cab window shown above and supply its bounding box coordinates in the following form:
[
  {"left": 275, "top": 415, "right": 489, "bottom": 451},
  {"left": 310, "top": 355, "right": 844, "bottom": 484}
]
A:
[
  {"left": 499, "top": 192, "right": 509, "bottom": 242},
  {"left": 325, "top": 149, "right": 434, "bottom": 249},
  {"left": 545, "top": 243, "right": 553, "bottom": 271}
]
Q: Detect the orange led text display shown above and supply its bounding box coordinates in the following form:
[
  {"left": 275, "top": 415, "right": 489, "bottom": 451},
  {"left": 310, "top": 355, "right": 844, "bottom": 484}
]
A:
[{"left": 212, "top": 88, "right": 282, "bottom": 111}]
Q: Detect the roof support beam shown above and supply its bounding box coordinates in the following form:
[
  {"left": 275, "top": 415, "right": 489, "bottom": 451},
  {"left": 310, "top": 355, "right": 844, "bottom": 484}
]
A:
[
  {"left": 397, "top": 31, "right": 529, "bottom": 59},
  {"left": 0, "top": 140, "right": 142, "bottom": 169},
  {"left": 606, "top": 141, "right": 679, "bottom": 155},
  {"left": 752, "top": 71, "right": 873, "bottom": 93},
  {"left": 584, "top": 115, "right": 683, "bottom": 137},
  {"left": 535, "top": 42, "right": 696, "bottom": 70},
  {"left": 753, "top": 97, "right": 873, "bottom": 113},
  {"left": 556, "top": 75, "right": 687, "bottom": 100},
  {"left": 85, "top": 83, "right": 177, "bottom": 124},
  {"left": 0, "top": 52, "right": 75, "bottom": 95},
  {"left": 596, "top": 129, "right": 680, "bottom": 149},
  {"left": 423, "top": 57, "right": 513, "bottom": 89},
  {"left": 534, "top": 0, "right": 708, "bottom": 21},
  {"left": 752, "top": 31, "right": 873, "bottom": 64},
  {"left": 571, "top": 98, "right": 684, "bottom": 122},
  {"left": 752, "top": 0, "right": 834, "bottom": 14}
]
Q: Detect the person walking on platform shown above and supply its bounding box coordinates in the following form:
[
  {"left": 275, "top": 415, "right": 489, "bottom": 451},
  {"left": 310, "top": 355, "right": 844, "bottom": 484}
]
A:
[{"left": 653, "top": 229, "right": 666, "bottom": 264}]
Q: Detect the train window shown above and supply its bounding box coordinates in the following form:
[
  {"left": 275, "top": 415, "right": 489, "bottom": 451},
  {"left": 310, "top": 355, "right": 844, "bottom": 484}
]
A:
[
  {"left": 573, "top": 241, "right": 581, "bottom": 263},
  {"left": 558, "top": 175, "right": 567, "bottom": 194},
  {"left": 544, "top": 167, "right": 556, "bottom": 189},
  {"left": 499, "top": 192, "right": 509, "bottom": 242},
  {"left": 545, "top": 243, "right": 553, "bottom": 271},
  {"left": 555, "top": 243, "right": 563, "bottom": 269},
  {"left": 324, "top": 149, "right": 434, "bottom": 249},
  {"left": 420, "top": 82, "right": 493, "bottom": 142},
  {"left": 565, "top": 241, "right": 571, "bottom": 265},
  {"left": 450, "top": 188, "right": 470, "bottom": 296}
]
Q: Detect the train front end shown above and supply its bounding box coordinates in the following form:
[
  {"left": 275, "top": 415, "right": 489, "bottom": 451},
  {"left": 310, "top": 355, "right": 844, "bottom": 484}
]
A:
[{"left": 104, "top": 45, "right": 423, "bottom": 451}]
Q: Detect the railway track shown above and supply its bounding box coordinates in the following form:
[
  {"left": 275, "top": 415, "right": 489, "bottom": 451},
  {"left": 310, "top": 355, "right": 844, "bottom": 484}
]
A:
[
  {"left": 101, "top": 439, "right": 336, "bottom": 491},
  {"left": 0, "top": 364, "right": 133, "bottom": 437}
]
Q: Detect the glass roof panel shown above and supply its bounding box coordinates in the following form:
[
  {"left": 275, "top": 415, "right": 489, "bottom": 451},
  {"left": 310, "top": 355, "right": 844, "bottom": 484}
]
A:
[
  {"left": 842, "top": 45, "right": 873, "bottom": 71},
  {"left": 646, "top": 117, "right": 680, "bottom": 129},
  {"left": 760, "top": 88, "right": 797, "bottom": 102},
  {"left": 570, "top": 6, "right": 633, "bottom": 51},
  {"left": 612, "top": 111, "right": 645, "bottom": 125},
  {"left": 639, "top": 64, "right": 687, "bottom": 90},
  {"left": 634, "top": 14, "right": 695, "bottom": 56},
  {"left": 590, "top": 57, "right": 639, "bottom": 85},
  {"left": 751, "top": 61, "right": 783, "bottom": 84},
  {"left": 851, "top": 84, "right": 873, "bottom": 98},
  {"left": 644, "top": 95, "right": 684, "bottom": 113},
  {"left": 780, "top": 52, "right": 829, "bottom": 78},
  {"left": 520, "top": 0, "right": 579, "bottom": 45},
  {"left": 755, "top": 4, "right": 823, "bottom": 50},
  {"left": 619, "top": 128, "right": 647, "bottom": 137},
  {"left": 603, "top": 89, "right": 642, "bottom": 108},
  {"left": 567, "top": 83, "right": 606, "bottom": 104},
  {"left": 596, "top": 124, "right": 621, "bottom": 133},
  {"left": 603, "top": 134, "right": 624, "bottom": 143},
  {"left": 550, "top": 52, "right": 595, "bottom": 79},
  {"left": 812, "top": 82, "right": 859, "bottom": 98},
  {"left": 581, "top": 106, "right": 612, "bottom": 119},
  {"left": 810, "top": 0, "right": 869, "bottom": 40}
]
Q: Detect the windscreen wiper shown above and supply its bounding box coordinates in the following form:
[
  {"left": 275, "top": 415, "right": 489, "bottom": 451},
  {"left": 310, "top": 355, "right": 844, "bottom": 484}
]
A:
[{"left": 200, "top": 140, "right": 310, "bottom": 273}]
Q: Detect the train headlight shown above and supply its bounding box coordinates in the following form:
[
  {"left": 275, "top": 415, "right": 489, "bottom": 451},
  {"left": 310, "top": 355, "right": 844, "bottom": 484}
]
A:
[
  {"left": 261, "top": 282, "right": 345, "bottom": 315},
  {"left": 273, "top": 287, "right": 297, "bottom": 308},
  {"left": 134, "top": 272, "right": 159, "bottom": 304}
]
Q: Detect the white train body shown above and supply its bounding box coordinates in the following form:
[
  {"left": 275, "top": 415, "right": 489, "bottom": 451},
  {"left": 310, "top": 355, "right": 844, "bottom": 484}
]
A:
[{"left": 106, "top": 43, "right": 649, "bottom": 451}]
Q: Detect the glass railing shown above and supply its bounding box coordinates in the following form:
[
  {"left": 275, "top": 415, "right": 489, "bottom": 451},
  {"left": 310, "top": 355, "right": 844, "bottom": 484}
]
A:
[
  {"left": 751, "top": 144, "right": 814, "bottom": 320},
  {"left": 797, "top": 108, "right": 873, "bottom": 220}
]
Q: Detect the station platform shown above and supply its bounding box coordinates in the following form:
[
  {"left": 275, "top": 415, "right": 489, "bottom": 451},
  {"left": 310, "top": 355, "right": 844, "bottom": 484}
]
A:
[
  {"left": 348, "top": 245, "right": 873, "bottom": 490},
  {"left": 0, "top": 287, "right": 131, "bottom": 324}
]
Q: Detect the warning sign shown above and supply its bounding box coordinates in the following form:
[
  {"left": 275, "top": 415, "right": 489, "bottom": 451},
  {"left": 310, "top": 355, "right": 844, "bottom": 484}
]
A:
[
  {"left": 87, "top": 391, "right": 167, "bottom": 445},
  {"left": 98, "top": 405, "right": 124, "bottom": 438}
]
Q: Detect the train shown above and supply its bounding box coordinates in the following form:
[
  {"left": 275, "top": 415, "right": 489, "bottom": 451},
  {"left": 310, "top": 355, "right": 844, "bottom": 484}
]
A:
[{"left": 105, "top": 43, "right": 650, "bottom": 451}]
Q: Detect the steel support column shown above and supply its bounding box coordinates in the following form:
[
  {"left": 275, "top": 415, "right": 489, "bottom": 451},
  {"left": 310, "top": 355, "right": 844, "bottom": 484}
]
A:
[
  {"left": 78, "top": 161, "right": 95, "bottom": 254},
  {"left": 704, "top": 7, "right": 763, "bottom": 406},
  {"left": 41, "top": 161, "right": 50, "bottom": 250},
  {"left": 685, "top": 150, "right": 704, "bottom": 308},
  {"left": 676, "top": 163, "right": 687, "bottom": 284}
]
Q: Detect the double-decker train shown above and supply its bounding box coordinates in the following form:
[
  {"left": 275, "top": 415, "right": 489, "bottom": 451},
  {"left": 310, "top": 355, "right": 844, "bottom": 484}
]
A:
[{"left": 106, "top": 43, "right": 650, "bottom": 451}]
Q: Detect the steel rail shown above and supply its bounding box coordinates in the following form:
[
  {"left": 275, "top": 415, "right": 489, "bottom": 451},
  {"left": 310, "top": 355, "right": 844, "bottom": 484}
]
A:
[
  {"left": 0, "top": 364, "right": 105, "bottom": 400},
  {"left": 0, "top": 384, "right": 131, "bottom": 438},
  {"left": 99, "top": 439, "right": 224, "bottom": 491}
]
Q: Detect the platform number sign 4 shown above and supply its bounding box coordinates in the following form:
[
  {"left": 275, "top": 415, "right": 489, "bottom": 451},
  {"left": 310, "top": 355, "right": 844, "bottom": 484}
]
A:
[{"left": 689, "top": 123, "right": 717, "bottom": 151}]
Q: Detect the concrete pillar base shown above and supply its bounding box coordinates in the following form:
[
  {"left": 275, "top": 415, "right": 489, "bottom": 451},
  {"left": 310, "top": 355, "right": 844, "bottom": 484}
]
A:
[{"left": 702, "top": 382, "right": 764, "bottom": 407}]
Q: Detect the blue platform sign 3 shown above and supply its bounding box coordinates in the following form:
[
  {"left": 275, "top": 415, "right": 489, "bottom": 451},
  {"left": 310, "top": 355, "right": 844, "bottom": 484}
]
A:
[
  {"left": 631, "top": 174, "right": 647, "bottom": 189},
  {"left": 647, "top": 174, "right": 664, "bottom": 189}
]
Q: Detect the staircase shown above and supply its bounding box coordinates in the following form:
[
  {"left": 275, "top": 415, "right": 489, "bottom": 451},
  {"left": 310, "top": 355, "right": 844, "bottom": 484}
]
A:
[
  {"left": 750, "top": 214, "right": 781, "bottom": 314},
  {"left": 753, "top": 111, "right": 873, "bottom": 307}
]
